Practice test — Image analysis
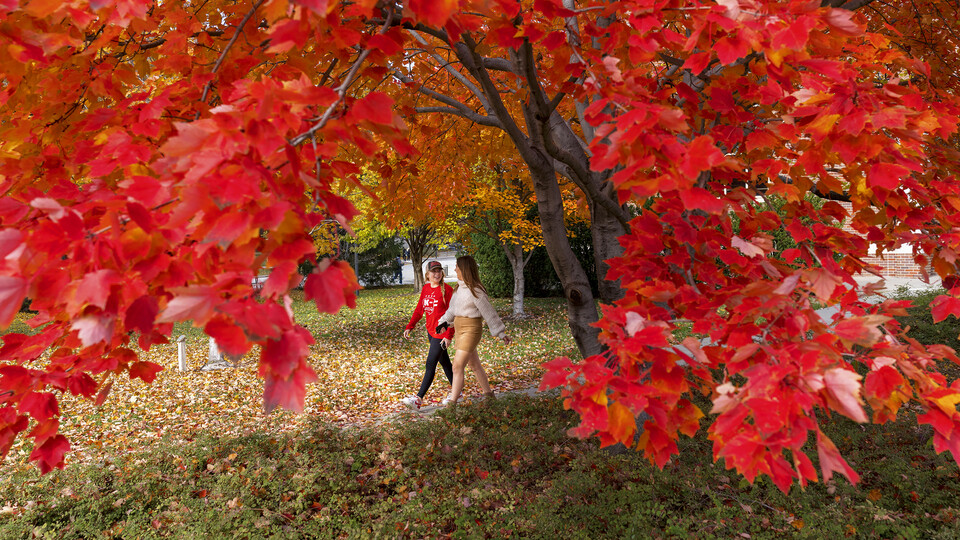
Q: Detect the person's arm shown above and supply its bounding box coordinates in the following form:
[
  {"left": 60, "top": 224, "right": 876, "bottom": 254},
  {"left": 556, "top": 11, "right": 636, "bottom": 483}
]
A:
[
  {"left": 441, "top": 285, "right": 455, "bottom": 339},
  {"left": 473, "top": 290, "right": 506, "bottom": 339},
  {"left": 404, "top": 288, "right": 427, "bottom": 334},
  {"left": 436, "top": 290, "right": 457, "bottom": 332}
]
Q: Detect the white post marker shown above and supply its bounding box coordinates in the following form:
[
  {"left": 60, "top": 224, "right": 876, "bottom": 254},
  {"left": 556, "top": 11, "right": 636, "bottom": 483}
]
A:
[
  {"left": 208, "top": 336, "right": 221, "bottom": 364},
  {"left": 177, "top": 335, "right": 187, "bottom": 372}
]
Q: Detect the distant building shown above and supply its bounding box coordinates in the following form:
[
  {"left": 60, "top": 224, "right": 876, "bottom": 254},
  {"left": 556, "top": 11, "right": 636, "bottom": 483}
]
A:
[{"left": 837, "top": 201, "right": 931, "bottom": 278}]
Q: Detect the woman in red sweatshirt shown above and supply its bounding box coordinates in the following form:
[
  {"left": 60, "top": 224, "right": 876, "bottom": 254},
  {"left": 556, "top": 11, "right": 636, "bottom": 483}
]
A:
[{"left": 400, "top": 260, "right": 455, "bottom": 409}]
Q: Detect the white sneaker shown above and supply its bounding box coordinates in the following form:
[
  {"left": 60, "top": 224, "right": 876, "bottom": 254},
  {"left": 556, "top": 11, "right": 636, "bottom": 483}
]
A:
[
  {"left": 440, "top": 395, "right": 457, "bottom": 406},
  {"left": 401, "top": 395, "right": 422, "bottom": 410}
]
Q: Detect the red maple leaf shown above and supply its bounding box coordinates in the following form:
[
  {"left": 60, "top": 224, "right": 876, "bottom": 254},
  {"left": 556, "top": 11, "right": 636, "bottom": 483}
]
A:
[
  {"left": 19, "top": 392, "right": 59, "bottom": 421},
  {"left": 0, "top": 276, "right": 27, "bottom": 329},
  {"left": 931, "top": 295, "right": 960, "bottom": 323},
  {"left": 303, "top": 261, "right": 359, "bottom": 314},
  {"left": 205, "top": 317, "right": 251, "bottom": 358},
  {"left": 156, "top": 287, "right": 218, "bottom": 325},
  {"left": 29, "top": 434, "right": 70, "bottom": 474},
  {"left": 124, "top": 296, "right": 158, "bottom": 334},
  {"left": 129, "top": 361, "right": 163, "bottom": 384},
  {"left": 816, "top": 430, "right": 860, "bottom": 484}
]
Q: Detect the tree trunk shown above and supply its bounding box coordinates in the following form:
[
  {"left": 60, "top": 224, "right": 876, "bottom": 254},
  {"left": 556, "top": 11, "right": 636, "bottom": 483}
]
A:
[
  {"left": 440, "top": 35, "right": 607, "bottom": 358},
  {"left": 405, "top": 224, "right": 436, "bottom": 292},
  {"left": 502, "top": 241, "right": 527, "bottom": 317},
  {"left": 590, "top": 190, "right": 627, "bottom": 304},
  {"left": 527, "top": 156, "right": 603, "bottom": 358},
  {"left": 410, "top": 251, "right": 425, "bottom": 292}
]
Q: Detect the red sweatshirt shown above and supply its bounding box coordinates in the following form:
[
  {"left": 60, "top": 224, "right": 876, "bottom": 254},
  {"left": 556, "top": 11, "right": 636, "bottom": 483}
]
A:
[{"left": 405, "top": 283, "right": 455, "bottom": 339}]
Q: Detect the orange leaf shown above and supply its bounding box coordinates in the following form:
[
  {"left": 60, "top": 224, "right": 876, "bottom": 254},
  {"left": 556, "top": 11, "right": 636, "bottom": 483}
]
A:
[{"left": 607, "top": 401, "right": 636, "bottom": 445}]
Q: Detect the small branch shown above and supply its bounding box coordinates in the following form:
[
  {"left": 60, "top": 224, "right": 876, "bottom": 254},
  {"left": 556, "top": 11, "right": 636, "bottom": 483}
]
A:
[
  {"left": 198, "top": 0, "right": 267, "bottom": 108},
  {"left": 138, "top": 29, "right": 226, "bottom": 51},
  {"left": 406, "top": 29, "right": 493, "bottom": 113},
  {"left": 289, "top": 13, "right": 395, "bottom": 147}
]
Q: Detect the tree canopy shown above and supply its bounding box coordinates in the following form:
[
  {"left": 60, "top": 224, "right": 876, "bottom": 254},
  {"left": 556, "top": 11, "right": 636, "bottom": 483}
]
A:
[{"left": 2, "top": 0, "right": 960, "bottom": 492}]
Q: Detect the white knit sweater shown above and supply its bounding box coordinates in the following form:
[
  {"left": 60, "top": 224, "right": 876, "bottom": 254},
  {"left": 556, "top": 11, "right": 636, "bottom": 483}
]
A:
[{"left": 438, "top": 281, "right": 506, "bottom": 338}]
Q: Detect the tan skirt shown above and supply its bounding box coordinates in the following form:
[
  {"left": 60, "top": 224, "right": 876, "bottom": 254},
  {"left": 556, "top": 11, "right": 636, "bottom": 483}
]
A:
[{"left": 454, "top": 316, "right": 483, "bottom": 352}]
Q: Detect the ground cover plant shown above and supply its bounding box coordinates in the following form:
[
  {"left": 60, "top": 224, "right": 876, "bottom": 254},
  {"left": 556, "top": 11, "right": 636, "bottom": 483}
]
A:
[
  {"left": 3, "top": 392, "right": 960, "bottom": 539},
  {"left": 0, "top": 288, "right": 577, "bottom": 479}
]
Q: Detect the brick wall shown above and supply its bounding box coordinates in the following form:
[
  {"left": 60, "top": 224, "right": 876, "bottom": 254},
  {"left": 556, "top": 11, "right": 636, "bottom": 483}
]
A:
[
  {"left": 836, "top": 202, "right": 930, "bottom": 278},
  {"left": 860, "top": 252, "right": 930, "bottom": 278}
]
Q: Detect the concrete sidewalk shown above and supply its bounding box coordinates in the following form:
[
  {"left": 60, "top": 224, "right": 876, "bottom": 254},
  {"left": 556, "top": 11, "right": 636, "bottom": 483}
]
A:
[{"left": 853, "top": 274, "right": 942, "bottom": 295}]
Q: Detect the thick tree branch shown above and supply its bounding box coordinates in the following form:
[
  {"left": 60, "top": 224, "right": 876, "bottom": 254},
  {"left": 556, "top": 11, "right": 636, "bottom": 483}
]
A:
[
  {"left": 454, "top": 34, "right": 533, "bottom": 156},
  {"left": 512, "top": 38, "right": 631, "bottom": 229},
  {"left": 413, "top": 106, "right": 503, "bottom": 127},
  {"left": 482, "top": 58, "right": 517, "bottom": 73}
]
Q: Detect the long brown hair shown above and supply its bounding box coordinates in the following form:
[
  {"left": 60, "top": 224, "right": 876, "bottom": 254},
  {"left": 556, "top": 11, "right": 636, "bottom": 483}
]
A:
[{"left": 456, "top": 255, "right": 486, "bottom": 298}]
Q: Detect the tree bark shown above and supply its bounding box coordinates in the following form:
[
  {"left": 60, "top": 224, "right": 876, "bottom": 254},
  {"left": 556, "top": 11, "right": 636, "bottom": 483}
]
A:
[
  {"left": 502, "top": 241, "right": 529, "bottom": 317},
  {"left": 526, "top": 154, "right": 604, "bottom": 357},
  {"left": 589, "top": 187, "right": 627, "bottom": 304},
  {"left": 405, "top": 224, "right": 436, "bottom": 292}
]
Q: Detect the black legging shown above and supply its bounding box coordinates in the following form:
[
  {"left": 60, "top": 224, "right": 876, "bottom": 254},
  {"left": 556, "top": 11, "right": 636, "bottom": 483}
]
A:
[{"left": 417, "top": 335, "right": 454, "bottom": 398}]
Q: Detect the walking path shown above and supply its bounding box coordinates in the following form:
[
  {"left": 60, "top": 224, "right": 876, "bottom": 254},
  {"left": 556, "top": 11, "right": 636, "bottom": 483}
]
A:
[{"left": 376, "top": 387, "right": 545, "bottom": 424}]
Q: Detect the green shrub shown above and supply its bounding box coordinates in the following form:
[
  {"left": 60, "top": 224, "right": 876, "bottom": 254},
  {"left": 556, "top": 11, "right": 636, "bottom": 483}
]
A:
[
  {"left": 892, "top": 287, "right": 958, "bottom": 349},
  {"left": 468, "top": 220, "right": 597, "bottom": 298},
  {"left": 355, "top": 236, "right": 403, "bottom": 288},
  {"left": 470, "top": 231, "right": 512, "bottom": 297}
]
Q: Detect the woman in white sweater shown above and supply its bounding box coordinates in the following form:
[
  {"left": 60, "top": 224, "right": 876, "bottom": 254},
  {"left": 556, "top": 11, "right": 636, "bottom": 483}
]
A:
[{"left": 435, "top": 256, "right": 511, "bottom": 405}]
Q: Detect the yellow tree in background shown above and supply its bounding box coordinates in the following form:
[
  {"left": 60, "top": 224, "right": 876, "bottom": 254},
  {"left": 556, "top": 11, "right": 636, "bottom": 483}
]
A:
[{"left": 458, "top": 160, "right": 543, "bottom": 317}]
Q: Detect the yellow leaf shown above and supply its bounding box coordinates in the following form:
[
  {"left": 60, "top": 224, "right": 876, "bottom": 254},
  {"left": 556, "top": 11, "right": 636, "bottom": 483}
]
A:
[
  {"left": 792, "top": 519, "right": 805, "bottom": 530},
  {"left": 867, "top": 489, "right": 882, "bottom": 501},
  {"left": 807, "top": 114, "right": 841, "bottom": 139},
  {"left": 933, "top": 393, "right": 960, "bottom": 416},
  {"left": 766, "top": 48, "right": 788, "bottom": 67}
]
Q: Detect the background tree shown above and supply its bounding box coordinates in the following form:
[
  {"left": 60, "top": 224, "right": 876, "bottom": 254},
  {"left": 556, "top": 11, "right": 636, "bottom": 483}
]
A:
[
  {"left": 388, "top": 8, "right": 630, "bottom": 357},
  {"left": 456, "top": 160, "right": 545, "bottom": 316}
]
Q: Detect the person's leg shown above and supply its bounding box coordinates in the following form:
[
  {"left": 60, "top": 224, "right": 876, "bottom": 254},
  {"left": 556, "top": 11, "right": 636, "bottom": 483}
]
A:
[
  {"left": 437, "top": 344, "right": 453, "bottom": 384},
  {"left": 449, "top": 348, "right": 470, "bottom": 403},
  {"left": 466, "top": 350, "right": 492, "bottom": 394},
  {"left": 416, "top": 337, "right": 443, "bottom": 398}
]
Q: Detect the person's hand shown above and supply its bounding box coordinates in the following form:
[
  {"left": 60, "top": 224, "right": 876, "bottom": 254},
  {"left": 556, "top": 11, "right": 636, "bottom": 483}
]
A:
[
  {"left": 403, "top": 329, "right": 410, "bottom": 339},
  {"left": 441, "top": 338, "right": 450, "bottom": 350},
  {"left": 502, "top": 335, "right": 512, "bottom": 346},
  {"left": 435, "top": 321, "right": 449, "bottom": 334}
]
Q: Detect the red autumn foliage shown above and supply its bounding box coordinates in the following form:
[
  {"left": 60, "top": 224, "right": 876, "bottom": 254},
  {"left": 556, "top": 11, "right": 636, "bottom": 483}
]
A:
[{"left": 0, "top": 0, "right": 959, "bottom": 493}]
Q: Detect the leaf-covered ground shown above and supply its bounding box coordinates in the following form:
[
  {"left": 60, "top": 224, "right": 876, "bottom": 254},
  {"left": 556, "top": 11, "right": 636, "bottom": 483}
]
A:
[{"left": 1, "top": 288, "right": 577, "bottom": 476}]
